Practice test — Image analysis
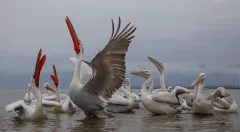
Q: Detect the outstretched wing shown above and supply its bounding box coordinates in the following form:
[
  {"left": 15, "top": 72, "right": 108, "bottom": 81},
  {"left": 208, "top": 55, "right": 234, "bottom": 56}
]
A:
[
  {"left": 5, "top": 100, "right": 27, "bottom": 112},
  {"left": 84, "top": 17, "right": 136, "bottom": 100}
]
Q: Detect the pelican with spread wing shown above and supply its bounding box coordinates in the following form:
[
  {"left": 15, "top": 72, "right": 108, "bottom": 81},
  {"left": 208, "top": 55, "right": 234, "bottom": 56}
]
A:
[{"left": 66, "top": 16, "right": 136, "bottom": 118}]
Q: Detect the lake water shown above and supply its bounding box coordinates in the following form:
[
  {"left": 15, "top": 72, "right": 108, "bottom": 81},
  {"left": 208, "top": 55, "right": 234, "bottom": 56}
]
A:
[{"left": 0, "top": 88, "right": 239, "bottom": 132}]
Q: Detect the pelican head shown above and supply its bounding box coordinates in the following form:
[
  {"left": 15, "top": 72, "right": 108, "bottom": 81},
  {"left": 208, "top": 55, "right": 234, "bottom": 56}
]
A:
[
  {"left": 143, "top": 70, "right": 151, "bottom": 75},
  {"left": 43, "top": 83, "right": 50, "bottom": 88},
  {"left": 183, "top": 95, "right": 187, "bottom": 99},
  {"left": 124, "top": 78, "right": 130, "bottom": 86},
  {"left": 27, "top": 83, "right": 31, "bottom": 92},
  {"left": 191, "top": 73, "right": 206, "bottom": 87},
  {"left": 43, "top": 83, "right": 56, "bottom": 93},
  {"left": 167, "top": 86, "right": 173, "bottom": 92},
  {"left": 138, "top": 93, "right": 141, "bottom": 97}
]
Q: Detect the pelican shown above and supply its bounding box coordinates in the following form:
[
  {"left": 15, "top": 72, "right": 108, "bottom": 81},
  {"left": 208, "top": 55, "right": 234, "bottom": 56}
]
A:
[
  {"left": 209, "top": 87, "right": 238, "bottom": 113},
  {"left": 167, "top": 86, "right": 173, "bottom": 92},
  {"left": 136, "top": 70, "right": 153, "bottom": 97},
  {"left": 66, "top": 16, "right": 136, "bottom": 118},
  {"left": 70, "top": 59, "right": 139, "bottom": 110},
  {"left": 146, "top": 57, "right": 190, "bottom": 103},
  {"left": 5, "top": 49, "right": 60, "bottom": 120},
  {"left": 50, "top": 64, "right": 79, "bottom": 113},
  {"left": 23, "top": 84, "right": 35, "bottom": 103},
  {"left": 123, "top": 78, "right": 139, "bottom": 108},
  {"left": 147, "top": 57, "right": 168, "bottom": 94},
  {"left": 191, "top": 73, "right": 230, "bottom": 115},
  {"left": 132, "top": 93, "right": 140, "bottom": 102},
  {"left": 130, "top": 70, "right": 190, "bottom": 115},
  {"left": 24, "top": 83, "right": 56, "bottom": 105},
  {"left": 106, "top": 86, "right": 136, "bottom": 113},
  {"left": 147, "top": 57, "right": 189, "bottom": 96},
  {"left": 124, "top": 78, "right": 140, "bottom": 106},
  {"left": 180, "top": 76, "right": 200, "bottom": 110},
  {"left": 181, "top": 96, "right": 193, "bottom": 110},
  {"left": 42, "top": 82, "right": 68, "bottom": 101},
  {"left": 175, "top": 72, "right": 205, "bottom": 111},
  {"left": 42, "top": 83, "right": 56, "bottom": 98},
  {"left": 184, "top": 91, "right": 197, "bottom": 109}
]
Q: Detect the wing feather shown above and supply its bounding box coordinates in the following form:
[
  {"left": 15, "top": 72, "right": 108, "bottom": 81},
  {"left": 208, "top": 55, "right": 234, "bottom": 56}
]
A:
[
  {"left": 42, "top": 95, "right": 56, "bottom": 100},
  {"left": 84, "top": 17, "right": 136, "bottom": 100},
  {"left": 108, "top": 93, "right": 129, "bottom": 106},
  {"left": 150, "top": 92, "right": 178, "bottom": 104},
  {"left": 42, "top": 100, "right": 61, "bottom": 106},
  {"left": 5, "top": 100, "right": 25, "bottom": 112}
]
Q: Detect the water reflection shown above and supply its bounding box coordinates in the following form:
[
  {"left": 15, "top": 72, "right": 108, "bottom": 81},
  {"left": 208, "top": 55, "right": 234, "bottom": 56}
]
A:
[
  {"left": 141, "top": 114, "right": 186, "bottom": 132},
  {"left": 188, "top": 113, "right": 237, "bottom": 131},
  {"left": 70, "top": 118, "right": 107, "bottom": 132},
  {"left": 10, "top": 117, "right": 46, "bottom": 132},
  {"left": 50, "top": 114, "right": 61, "bottom": 132},
  {"left": 31, "top": 120, "right": 46, "bottom": 132}
]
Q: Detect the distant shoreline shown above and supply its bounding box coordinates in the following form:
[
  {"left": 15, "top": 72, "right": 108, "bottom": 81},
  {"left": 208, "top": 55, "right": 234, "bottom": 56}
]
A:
[
  {"left": 130, "top": 86, "right": 240, "bottom": 89},
  {"left": 1, "top": 86, "right": 240, "bottom": 89}
]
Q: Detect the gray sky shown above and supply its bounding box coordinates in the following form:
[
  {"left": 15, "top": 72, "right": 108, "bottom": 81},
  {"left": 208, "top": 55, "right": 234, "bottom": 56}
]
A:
[{"left": 1, "top": 0, "right": 240, "bottom": 88}]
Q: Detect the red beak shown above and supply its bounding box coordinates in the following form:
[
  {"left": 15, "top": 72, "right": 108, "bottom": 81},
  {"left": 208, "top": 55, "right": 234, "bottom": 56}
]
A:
[
  {"left": 50, "top": 75, "right": 59, "bottom": 87},
  {"left": 33, "top": 49, "right": 42, "bottom": 78},
  {"left": 65, "top": 16, "right": 81, "bottom": 55},
  {"left": 34, "top": 55, "right": 46, "bottom": 88}
]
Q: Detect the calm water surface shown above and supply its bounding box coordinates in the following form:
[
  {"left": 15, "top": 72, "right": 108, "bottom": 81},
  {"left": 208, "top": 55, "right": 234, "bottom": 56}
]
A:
[{"left": 0, "top": 88, "right": 240, "bottom": 132}]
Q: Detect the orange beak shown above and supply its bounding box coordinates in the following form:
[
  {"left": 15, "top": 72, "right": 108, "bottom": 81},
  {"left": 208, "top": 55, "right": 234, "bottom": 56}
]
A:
[
  {"left": 65, "top": 16, "right": 81, "bottom": 55},
  {"left": 45, "top": 85, "right": 56, "bottom": 92}
]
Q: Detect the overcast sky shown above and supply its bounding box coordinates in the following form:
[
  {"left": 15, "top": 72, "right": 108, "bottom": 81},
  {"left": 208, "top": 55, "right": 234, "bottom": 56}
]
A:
[{"left": 1, "top": 0, "right": 240, "bottom": 88}]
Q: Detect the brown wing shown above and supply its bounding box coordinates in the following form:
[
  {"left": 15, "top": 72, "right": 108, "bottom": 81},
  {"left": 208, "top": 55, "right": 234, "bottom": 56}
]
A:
[{"left": 83, "top": 17, "right": 136, "bottom": 100}]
